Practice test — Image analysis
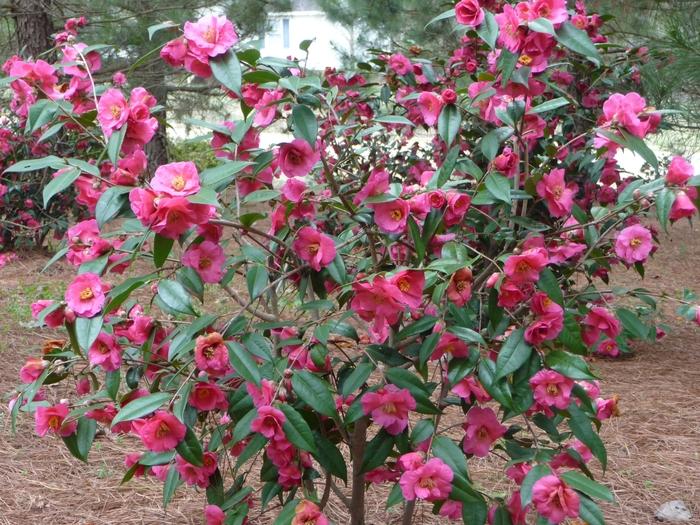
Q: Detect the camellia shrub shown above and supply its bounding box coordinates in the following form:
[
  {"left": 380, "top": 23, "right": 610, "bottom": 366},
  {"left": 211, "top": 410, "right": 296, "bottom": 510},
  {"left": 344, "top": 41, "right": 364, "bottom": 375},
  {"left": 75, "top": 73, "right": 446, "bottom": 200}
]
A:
[{"left": 6, "top": 2, "right": 700, "bottom": 525}]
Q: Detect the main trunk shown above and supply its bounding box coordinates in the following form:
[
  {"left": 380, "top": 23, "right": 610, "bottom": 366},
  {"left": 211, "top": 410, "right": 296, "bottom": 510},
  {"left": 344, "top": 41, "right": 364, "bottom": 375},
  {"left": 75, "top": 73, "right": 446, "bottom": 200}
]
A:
[{"left": 11, "top": 0, "right": 54, "bottom": 58}]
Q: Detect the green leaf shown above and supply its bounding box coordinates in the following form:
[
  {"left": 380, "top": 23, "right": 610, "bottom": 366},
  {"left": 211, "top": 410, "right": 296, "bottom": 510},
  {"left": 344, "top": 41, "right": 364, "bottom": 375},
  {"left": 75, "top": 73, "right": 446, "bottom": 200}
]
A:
[
  {"left": 163, "top": 466, "right": 180, "bottom": 508},
  {"left": 147, "top": 21, "right": 178, "bottom": 40},
  {"left": 481, "top": 127, "right": 513, "bottom": 161},
  {"left": 555, "top": 22, "right": 602, "bottom": 66},
  {"left": 232, "top": 408, "right": 256, "bottom": 444},
  {"left": 656, "top": 187, "right": 675, "bottom": 233},
  {"left": 157, "top": 279, "right": 197, "bottom": 316},
  {"left": 425, "top": 8, "right": 455, "bottom": 29},
  {"left": 432, "top": 436, "right": 468, "bottom": 479},
  {"left": 448, "top": 326, "right": 486, "bottom": 345},
  {"left": 176, "top": 426, "right": 204, "bottom": 467},
  {"left": 243, "top": 189, "right": 280, "bottom": 204},
  {"left": 326, "top": 253, "right": 347, "bottom": 284},
  {"left": 153, "top": 234, "right": 174, "bottom": 268},
  {"left": 537, "top": 268, "right": 564, "bottom": 306},
  {"left": 597, "top": 129, "right": 658, "bottom": 173},
  {"left": 341, "top": 363, "right": 374, "bottom": 397},
  {"left": 38, "top": 122, "right": 65, "bottom": 143},
  {"left": 188, "top": 187, "right": 219, "bottom": 207},
  {"left": 4, "top": 155, "right": 65, "bottom": 173},
  {"left": 95, "top": 186, "right": 131, "bottom": 227},
  {"left": 616, "top": 308, "right": 651, "bottom": 340},
  {"left": 104, "top": 274, "right": 154, "bottom": 313},
  {"left": 211, "top": 50, "right": 242, "bottom": 96},
  {"left": 476, "top": 10, "right": 498, "bottom": 49},
  {"left": 396, "top": 315, "right": 437, "bottom": 340},
  {"left": 529, "top": 97, "right": 570, "bottom": 114},
  {"left": 361, "top": 430, "right": 394, "bottom": 472},
  {"left": 528, "top": 17, "right": 555, "bottom": 35},
  {"left": 200, "top": 161, "right": 253, "bottom": 188},
  {"left": 374, "top": 115, "right": 415, "bottom": 126},
  {"left": 292, "top": 370, "right": 336, "bottom": 417},
  {"left": 43, "top": 167, "right": 80, "bottom": 208},
  {"left": 278, "top": 404, "right": 317, "bottom": 454},
  {"left": 246, "top": 265, "right": 269, "bottom": 300},
  {"left": 485, "top": 172, "right": 511, "bottom": 203},
  {"left": 560, "top": 471, "right": 614, "bottom": 502},
  {"left": 105, "top": 370, "right": 120, "bottom": 400},
  {"left": 545, "top": 351, "right": 596, "bottom": 380},
  {"left": 578, "top": 495, "right": 606, "bottom": 525},
  {"left": 520, "top": 464, "right": 551, "bottom": 506},
  {"left": 386, "top": 483, "right": 403, "bottom": 508},
  {"left": 495, "top": 328, "right": 532, "bottom": 379},
  {"left": 312, "top": 432, "right": 347, "bottom": 482},
  {"left": 107, "top": 125, "right": 127, "bottom": 164},
  {"left": 62, "top": 417, "right": 97, "bottom": 462},
  {"left": 438, "top": 104, "right": 461, "bottom": 146},
  {"left": 568, "top": 402, "right": 607, "bottom": 470},
  {"left": 435, "top": 145, "right": 461, "bottom": 187},
  {"left": 291, "top": 104, "right": 318, "bottom": 146},
  {"left": 227, "top": 342, "right": 262, "bottom": 386},
  {"left": 75, "top": 315, "right": 103, "bottom": 352},
  {"left": 110, "top": 392, "right": 171, "bottom": 427},
  {"left": 273, "top": 498, "right": 299, "bottom": 525}
]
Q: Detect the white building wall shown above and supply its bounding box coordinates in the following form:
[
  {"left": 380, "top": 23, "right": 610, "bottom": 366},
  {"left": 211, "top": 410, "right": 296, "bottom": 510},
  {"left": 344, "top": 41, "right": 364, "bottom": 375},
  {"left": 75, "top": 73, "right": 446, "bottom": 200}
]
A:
[{"left": 260, "top": 11, "right": 350, "bottom": 70}]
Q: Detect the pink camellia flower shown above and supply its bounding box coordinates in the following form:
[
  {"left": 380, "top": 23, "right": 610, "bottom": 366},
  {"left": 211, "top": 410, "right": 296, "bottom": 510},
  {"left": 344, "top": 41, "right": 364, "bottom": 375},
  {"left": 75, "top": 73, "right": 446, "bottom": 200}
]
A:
[
  {"left": 361, "top": 384, "right": 416, "bottom": 435},
  {"left": 530, "top": 0, "right": 569, "bottom": 25},
  {"left": 496, "top": 4, "right": 526, "bottom": 52},
  {"left": 670, "top": 190, "right": 698, "bottom": 221},
  {"left": 247, "top": 378, "right": 277, "bottom": 407},
  {"left": 97, "top": 88, "right": 129, "bottom": 136},
  {"left": 388, "top": 53, "right": 412, "bottom": 75},
  {"left": 439, "top": 500, "right": 463, "bottom": 520},
  {"left": 614, "top": 224, "right": 653, "bottom": 264},
  {"left": 525, "top": 294, "right": 564, "bottom": 345},
  {"left": 278, "top": 139, "right": 320, "bottom": 178},
  {"left": 531, "top": 475, "right": 580, "bottom": 524},
  {"left": 35, "top": 402, "right": 77, "bottom": 437},
  {"left": 250, "top": 405, "right": 286, "bottom": 439},
  {"left": 463, "top": 406, "right": 507, "bottom": 457},
  {"left": 132, "top": 410, "right": 186, "bottom": 452},
  {"left": 530, "top": 369, "right": 574, "bottom": 409},
  {"left": 455, "top": 0, "right": 485, "bottom": 27},
  {"left": 151, "top": 161, "right": 201, "bottom": 197},
  {"left": 444, "top": 191, "right": 472, "bottom": 226},
  {"left": 253, "top": 88, "right": 285, "bottom": 127},
  {"left": 88, "top": 333, "right": 122, "bottom": 372},
  {"left": 452, "top": 375, "right": 491, "bottom": 403},
  {"left": 194, "top": 332, "right": 231, "bottom": 377},
  {"left": 371, "top": 199, "right": 410, "bottom": 234},
  {"left": 176, "top": 451, "right": 218, "bottom": 488},
  {"left": 447, "top": 268, "right": 473, "bottom": 307},
  {"left": 431, "top": 333, "right": 470, "bottom": 361},
  {"left": 504, "top": 248, "right": 548, "bottom": 283},
  {"left": 150, "top": 196, "right": 214, "bottom": 240},
  {"left": 293, "top": 227, "right": 336, "bottom": 271},
  {"left": 536, "top": 169, "right": 577, "bottom": 218},
  {"left": 184, "top": 15, "right": 238, "bottom": 59},
  {"left": 351, "top": 275, "right": 406, "bottom": 343},
  {"left": 65, "top": 272, "right": 106, "bottom": 317},
  {"left": 399, "top": 457, "right": 454, "bottom": 501},
  {"left": 417, "top": 91, "right": 444, "bottom": 126},
  {"left": 66, "top": 219, "right": 111, "bottom": 266},
  {"left": 596, "top": 338, "right": 620, "bottom": 357},
  {"left": 354, "top": 167, "right": 390, "bottom": 205},
  {"left": 31, "top": 300, "right": 66, "bottom": 328},
  {"left": 20, "top": 358, "right": 46, "bottom": 384},
  {"left": 188, "top": 381, "right": 228, "bottom": 412},
  {"left": 602, "top": 92, "right": 649, "bottom": 138},
  {"left": 182, "top": 241, "right": 226, "bottom": 283},
  {"left": 204, "top": 504, "right": 225, "bottom": 525},
  {"left": 596, "top": 395, "right": 620, "bottom": 420},
  {"left": 582, "top": 306, "right": 621, "bottom": 339},
  {"left": 666, "top": 156, "right": 694, "bottom": 186},
  {"left": 390, "top": 270, "right": 425, "bottom": 308},
  {"left": 292, "top": 500, "right": 329, "bottom": 525}
]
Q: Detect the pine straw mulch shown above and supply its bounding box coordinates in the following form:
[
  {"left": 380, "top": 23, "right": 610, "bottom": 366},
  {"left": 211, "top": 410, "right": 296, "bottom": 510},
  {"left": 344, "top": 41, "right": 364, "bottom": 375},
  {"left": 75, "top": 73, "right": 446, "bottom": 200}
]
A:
[{"left": 0, "top": 220, "right": 698, "bottom": 524}]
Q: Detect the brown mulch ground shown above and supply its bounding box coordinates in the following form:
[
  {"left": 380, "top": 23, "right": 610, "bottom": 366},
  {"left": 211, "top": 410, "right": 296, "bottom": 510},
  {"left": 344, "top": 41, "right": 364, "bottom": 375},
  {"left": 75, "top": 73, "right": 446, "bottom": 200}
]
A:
[{"left": 0, "top": 221, "right": 698, "bottom": 524}]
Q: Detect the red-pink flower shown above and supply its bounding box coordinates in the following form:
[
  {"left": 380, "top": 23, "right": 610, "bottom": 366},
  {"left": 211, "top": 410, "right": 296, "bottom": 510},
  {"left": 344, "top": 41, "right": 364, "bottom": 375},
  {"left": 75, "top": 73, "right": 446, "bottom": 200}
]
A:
[
  {"left": 66, "top": 219, "right": 111, "bottom": 266},
  {"left": 455, "top": 0, "right": 485, "bottom": 27},
  {"left": 504, "top": 248, "right": 548, "bottom": 283},
  {"left": 97, "top": 88, "right": 128, "bottom": 136},
  {"left": 35, "top": 402, "right": 77, "bottom": 437},
  {"left": 194, "top": 332, "right": 231, "bottom": 377},
  {"left": 582, "top": 306, "right": 621, "bottom": 339},
  {"left": 444, "top": 191, "right": 472, "bottom": 226},
  {"left": 390, "top": 270, "right": 425, "bottom": 308},
  {"left": 595, "top": 338, "right": 620, "bottom": 357},
  {"left": 278, "top": 139, "right": 320, "bottom": 178},
  {"left": 666, "top": 156, "right": 694, "bottom": 186},
  {"left": 371, "top": 199, "right": 410, "bottom": 234},
  {"left": 602, "top": 92, "right": 649, "bottom": 138},
  {"left": 149, "top": 195, "right": 213, "bottom": 240},
  {"left": 614, "top": 224, "right": 653, "bottom": 264},
  {"left": 182, "top": 241, "right": 226, "bottom": 283},
  {"left": 151, "top": 161, "right": 201, "bottom": 197},
  {"left": 452, "top": 375, "right": 491, "bottom": 403},
  {"left": 65, "top": 272, "right": 106, "bottom": 317},
  {"left": 189, "top": 381, "right": 228, "bottom": 412},
  {"left": 250, "top": 405, "right": 286, "bottom": 439},
  {"left": 20, "top": 358, "right": 46, "bottom": 384},
  {"left": 176, "top": 451, "right": 218, "bottom": 488},
  {"left": 536, "top": 169, "right": 577, "bottom": 218},
  {"left": 431, "top": 332, "right": 470, "bottom": 360},
  {"left": 88, "top": 333, "right": 122, "bottom": 372},
  {"left": 463, "top": 406, "right": 507, "bottom": 457},
  {"left": 670, "top": 190, "right": 698, "bottom": 220},
  {"left": 31, "top": 300, "right": 66, "bottom": 328},
  {"left": 292, "top": 500, "right": 329, "bottom": 525},
  {"left": 204, "top": 505, "right": 225, "bottom": 525},
  {"left": 361, "top": 384, "right": 416, "bottom": 435},
  {"left": 184, "top": 15, "right": 238, "bottom": 59},
  {"left": 132, "top": 410, "right": 186, "bottom": 452},
  {"left": 399, "top": 457, "right": 453, "bottom": 501},
  {"left": 417, "top": 91, "right": 444, "bottom": 126},
  {"left": 530, "top": 0, "right": 569, "bottom": 24},
  {"left": 354, "top": 168, "right": 390, "bottom": 205},
  {"left": 388, "top": 53, "right": 412, "bottom": 75},
  {"left": 293, "top": 227, "right": 337, "bottom": 271},
  {"left": 531, "top": 475, "right": 580, "bottom": 524},
  {"left": 447, "top": 268, "right": 473, "bottom": 306},
  {"left": 496, "top": 4, "right": 526, "bottom": 52},
  {"left": 439, "top": 500, "right": 463, "bottom": 520},
  {"left": 530, "top": 369, "right": 574, "bottom": 409}
]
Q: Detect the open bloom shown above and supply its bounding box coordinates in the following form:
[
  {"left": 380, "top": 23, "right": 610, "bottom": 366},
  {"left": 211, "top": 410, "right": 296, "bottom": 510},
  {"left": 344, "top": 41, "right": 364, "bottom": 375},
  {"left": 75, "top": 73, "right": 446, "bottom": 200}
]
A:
[
  {"left": 132, "top": 410, "right": 186, "bottom": 452},
  {"left": 399, "top": 457, "right": 454, "bottom": 501},
  {"left": 151, "top": 161, "right": 201, "bottom": 197},
  {"left": 417, "top": 91, "right": 444, "bottom": 126},
  {"left": 536, "top": 169, "right": 577, "bottom": 218},
  {"left": 361, "top": 384, "right": 416, "bottom": 435},
  {"left": 97, "top": 88, "right": 128, "bottom": 136},
  {"left": 371, "top": 199, "right": 410, "bottom": 234},
  {"left": 250, "top": 405, "right": 286, "bottom": 439},
  {"left": 176, "top": 451, "right": 218, "bottom": 488},
  {"left": 293, "top": 227, "right": 336, "bottom": 271},
  {"left": 194, "top": 332, "right": 231, "bottom": 377},
  {"left": 182, "top": 241, "right": 226, "bottom": 283},
  {"left": 35, "top": 402, "right": 76, "bottom": 437},
  {"left": 455, "top": 0, "right": 485, "bottom": 27},
  {"left": 354, "top": 168, "right": 390, "bottom": 205},
  {"left": 614, "top": 224, "right": 653, "bottom": 264},
  {"left": 65, "top": 272, "right": 106, "bottom": 317},
  {"left": 205, "top": 505, "right": 225, "bottom": 525},
  {"left": 666, "top": 156, "right": 694, "bottom": 186},
  {"left": 292, "top": 500, "right": 328, "bottom": 525},
  {"left": 188, "top": 381, "right": 228, "bottom": 412},
  {"left": 88, "top": 333, "right": 122, "bottom": 372},
  {"left": 20, "top": 358, "right": 46, "bottom": 383},
  {"left": 463, "top": 406, "right": 507, "bottom": 457},
  {"left": 183, "top": 15, "right": 238, "bottom": 59},
  {"left": 530, "top": 369, "right": 574, "bottom": 409},
  {"left": 531, "top": 475, "right": 580, "bottom": 524},
  {"left": 278, "top": 139, "right": 319, "bottom": 178},
  {"left": 504, "top": 248, "right": 548, "bottom": 283},
  {"left": 447, "top": 268, "right": 473, "bottom": 306},
  {"left": 390, "top": 270, "right": 425, "bottom": 308}
]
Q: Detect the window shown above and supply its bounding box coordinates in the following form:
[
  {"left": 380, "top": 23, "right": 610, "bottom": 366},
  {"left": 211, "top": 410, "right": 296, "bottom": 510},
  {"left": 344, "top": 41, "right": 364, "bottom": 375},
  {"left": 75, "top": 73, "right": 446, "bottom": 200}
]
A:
[{"left": 282, "top": 18, "right": 290, "bottom": 49}]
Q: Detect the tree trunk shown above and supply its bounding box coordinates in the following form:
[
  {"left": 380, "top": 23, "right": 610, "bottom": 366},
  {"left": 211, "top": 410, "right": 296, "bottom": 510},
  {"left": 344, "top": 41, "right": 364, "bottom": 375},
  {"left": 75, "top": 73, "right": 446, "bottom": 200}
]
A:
[
  {"left": 145, "top": 83, "right": 169, "bottom": 171},
  {"left": 11, "top": 0, "right": 54, "bottom": 58}
]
